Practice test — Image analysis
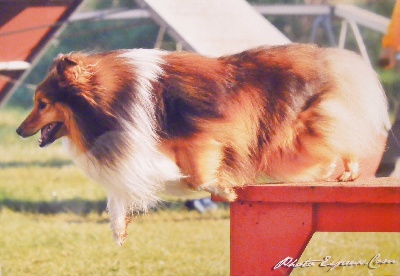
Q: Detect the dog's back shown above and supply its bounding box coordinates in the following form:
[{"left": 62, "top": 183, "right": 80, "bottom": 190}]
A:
[{"left": 161, "top": 45, "right": 389, "bottom": 187}]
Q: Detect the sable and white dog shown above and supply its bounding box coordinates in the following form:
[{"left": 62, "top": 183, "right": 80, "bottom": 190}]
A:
[{"left": 16, "top": 44, "right": 389, "bottom": 245}]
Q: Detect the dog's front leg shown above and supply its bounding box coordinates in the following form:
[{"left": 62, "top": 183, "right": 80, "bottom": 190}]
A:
[
  {"left": 174, "top": 138, "right": 238, "bottom": 201},
  {"left": 107, "top": 196, "right": 130, "bottom": 246}
]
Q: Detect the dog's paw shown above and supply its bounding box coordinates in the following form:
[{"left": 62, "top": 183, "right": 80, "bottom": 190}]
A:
[
  {"left": 201, "top": 183, "right": 237, "bottom": 202},
  {"left": 110, "top": 220, "right": 127, "bottom": 246},
  {"left": 111, "top": 215, "right": 132, "bottom": 246},
  {"left": 112, "top": 228, "right": 128, "bottom": 246},
  {"left": 218, "top": 187, "right": 237, "bottom": 202},
  {"left": 337, "top": 158, "right": 360, "bottom": 182},
  {"left": 336, "top": 171, "right": 359, "bottom": 182},
  {"left": 198, "top": 180, "right": 237, "bottom": 202}
]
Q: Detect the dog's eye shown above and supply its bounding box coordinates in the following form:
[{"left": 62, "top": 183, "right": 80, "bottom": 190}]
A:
[{"left": 38, "top": 101, "right": 47, "bottom": 110}]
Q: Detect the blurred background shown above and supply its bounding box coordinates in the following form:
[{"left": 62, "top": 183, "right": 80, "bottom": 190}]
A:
[
  {"left": 0, "top": 0, "right": 398, "bottom": 275},
  {"left": 1, "top": 0, "right": 398, "bottom": 112}
]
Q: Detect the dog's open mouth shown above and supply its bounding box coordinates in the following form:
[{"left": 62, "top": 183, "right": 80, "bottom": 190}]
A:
[{"left": 38, "top": 122, "right": 63, "bottom": 147}]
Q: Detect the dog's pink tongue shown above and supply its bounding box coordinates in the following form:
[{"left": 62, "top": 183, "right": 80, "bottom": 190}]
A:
[{"left": 38, "top": 124, "right": 52, "bottom": 147}]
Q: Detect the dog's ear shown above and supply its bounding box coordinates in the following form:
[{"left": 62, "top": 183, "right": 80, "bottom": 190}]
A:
[
  {"left": 53, "top": 54, "right": 97, "bottom": 105},
  {"left": 54, "top": 54, "right": 94, "bottom": 88},
  {"left": 56, "top": 55, "right": 78, "bottom": 75}
]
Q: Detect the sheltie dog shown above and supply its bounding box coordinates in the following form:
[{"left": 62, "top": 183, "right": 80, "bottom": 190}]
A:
[{"left": 17, "top": 44, "right": 389, "bottom": 245}]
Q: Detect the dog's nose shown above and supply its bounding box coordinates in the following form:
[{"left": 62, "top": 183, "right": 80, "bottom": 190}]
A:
[{"left": 16, "top": 126, "right": 23, "bottom": 136}]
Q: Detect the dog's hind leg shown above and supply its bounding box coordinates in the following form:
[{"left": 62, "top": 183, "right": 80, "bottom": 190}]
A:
[
  {"left": 174, "top": 137, "right": 238, "bottom": 201},
  {"left": 337, "top": 157, "right": 360, "bottom": 181}
]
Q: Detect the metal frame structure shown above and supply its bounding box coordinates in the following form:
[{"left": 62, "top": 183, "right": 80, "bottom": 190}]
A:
[{"left": 70, "top": 4, "right": 390, "bottom": 61}]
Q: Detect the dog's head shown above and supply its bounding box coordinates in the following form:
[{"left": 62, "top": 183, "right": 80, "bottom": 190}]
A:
[{"left": 16, "top": 54, "right": 93, "bottom": 147}]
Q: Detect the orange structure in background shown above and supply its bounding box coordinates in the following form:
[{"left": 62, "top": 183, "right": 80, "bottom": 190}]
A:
[{"left": 0, "top": 1, "right": 82, "bottom": 105}]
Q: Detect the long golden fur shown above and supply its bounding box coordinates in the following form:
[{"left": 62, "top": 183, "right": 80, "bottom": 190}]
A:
[{"left": 17, "top": 44, "right": 389, "bottom": 244}]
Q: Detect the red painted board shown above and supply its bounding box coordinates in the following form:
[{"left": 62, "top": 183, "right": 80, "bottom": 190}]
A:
[
  {"left": 230, "top": 202, "right": 314, "bottom": 276},
  {"left": 232, "top": 178, "right": 400, "bottom": 204},
  {"left": 315, "top": 203, "right": 400, "bottom": 232},
  {"left": 0, "top": 6, "right": 67, "bottom": 61},
  {"left": 228, "top": 178, "right": 400, "bottom": 275}
]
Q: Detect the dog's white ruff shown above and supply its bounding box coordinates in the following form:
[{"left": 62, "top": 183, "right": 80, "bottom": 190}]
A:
[{"left": 63, "top": 49, "right": 184, "bottom": 245}]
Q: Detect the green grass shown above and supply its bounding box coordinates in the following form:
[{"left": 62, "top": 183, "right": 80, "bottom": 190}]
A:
[
  {"left": 292, "top": 232, "right": 400, "bottom": 276},
  {"left": 0, "top": 209, "right": 230, "bottom": 275},
  {"left": 0, "top": 107, "right": 230, "bottom": 275},
  {"left": 2, "top": 106, "right": 399, "bottom": 276}
]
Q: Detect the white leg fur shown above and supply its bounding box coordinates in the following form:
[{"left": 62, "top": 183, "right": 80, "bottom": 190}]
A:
[{"left": 107, "top": 196, "right": 129, "bottom": 246}]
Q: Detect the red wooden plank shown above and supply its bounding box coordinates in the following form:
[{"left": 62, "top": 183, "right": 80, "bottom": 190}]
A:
[
  {"left": 315, "top": 203, "right": 400, "bottom": 232},
  {"left": 230, "top": 202, "right": 314, "bottom": 276},
  {"left": 0, "top": 6, "right": 67, "bottom": 61},
  {"left": 0, "top": 3, "right": 81, "bottom": 104},
  {"left": 233, "top": 178, "right": 400, "bottom": 204},
  {"left": 229, "top": 178, "right": 400, "bottom": 275}
]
